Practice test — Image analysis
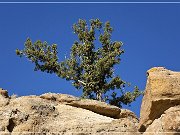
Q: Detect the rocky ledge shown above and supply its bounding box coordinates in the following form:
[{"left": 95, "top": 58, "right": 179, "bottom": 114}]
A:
[
  {"left": 1, "top": 67, "right": 180, "bottom": 135},
  {"left": 0, "top": 89, "right": 139, "bottom": 135}
]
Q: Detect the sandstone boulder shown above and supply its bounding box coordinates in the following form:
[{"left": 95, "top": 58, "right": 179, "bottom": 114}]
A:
[
  {"left": 40, "top": 93, "right": 121, "bottom": 118},
  {"left": 0, "top": 92, "right": 139, "bottom": 134},
  {"left": 67, "top": 98, "right": 121, "bottom": 118},
  {"left": 118, "top": 109, "right": 138, "bottom": 119},
  {"left": 139, "top": 67, "right": 180, "bottom": 132},
  {"left": 144, "top": 106, "right": 180, "bottom": 135}
]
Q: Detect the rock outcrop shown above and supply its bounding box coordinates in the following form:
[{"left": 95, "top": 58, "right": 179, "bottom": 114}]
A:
[
  {"left": 145, "top": 106, "right": 180, "bottom": 134},
  {"left": 2, "top": 67, "right": 180, "bottom": 134},
  {"left": 66, "top": 99, "right": 121, "bottom": 118},
  {"left": 40, "top": 93, "right": 121, "bottom": 118},
  {"left": 139, "top": 67, "right": 180, "bottom": 133},
  {"left": 0, "top": 90, "right": 139, "bottom": 134}
]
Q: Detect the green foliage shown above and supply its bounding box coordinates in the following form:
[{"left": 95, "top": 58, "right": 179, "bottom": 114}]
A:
[{"left": 16, "top": 19, "right": 142, "bottom": 107}]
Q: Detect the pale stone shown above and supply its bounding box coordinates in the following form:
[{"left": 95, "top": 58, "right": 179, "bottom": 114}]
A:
[
  {"left": 40, "top": 92, "right": 79, "bottom": 102},
  {"left": 145, "top": 106, "right": 180, "bottom": 135},
  {"left": 0, "top": 95, "right": 9, "bottom": 107},
  {"left": 67, "top": 98, "right": 121, "bottom": 118},
  {"left": 0, "top": 92, "right": 139, "bottom": 134},
  {"left": 0, "top": 88, "right": 8, "bottom": 98},
  {"left": 139, "top": 67, "right": 180, "bottom": 132}
]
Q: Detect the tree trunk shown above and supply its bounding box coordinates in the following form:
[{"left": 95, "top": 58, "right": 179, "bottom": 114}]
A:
[{"left": 96, "top": 92, "right": 102, "bottom": 101}]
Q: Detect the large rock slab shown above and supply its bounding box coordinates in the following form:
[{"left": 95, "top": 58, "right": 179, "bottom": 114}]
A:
[
  {"left": 144, "top": 106, "right": 180, "bottom": 135},
  {"left": 67, "top": 99, "right": 121, "bottom": 118},
  {"left": 139, "top": 67, "right": 180, "bottom": 132},
  {"left": 40, "top": 93, "right": 121, "bottom": 118},
  {"left": 0, "top": 92, "right": 140, "bottom": 134}
]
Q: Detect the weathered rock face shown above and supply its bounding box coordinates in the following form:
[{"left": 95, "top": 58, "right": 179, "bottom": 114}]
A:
[
  {"left": 4, "top": 67, "right": 180, "bottom": 134},
  {"left": 40, "top": 93, "right": 80, "bottom": 103},
  {"left": 0, "top": 91, "right": 139, "bottom": 134},
  {"left": 66, "top": 99, "right": 121, "bottom": 118},
  {"left": 40, "top": 93, "right": 121, "bottom": 118},
  {"left": 139, "top": 67, "right": 180, "bottom": 132},
  {"left": 144, "top": 106, "right": 180, "bottom": 135}
]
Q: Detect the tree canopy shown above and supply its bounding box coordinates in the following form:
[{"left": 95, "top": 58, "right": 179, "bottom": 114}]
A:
[{"left": 16, "top": 19, "right": 142, "bottom": 107}]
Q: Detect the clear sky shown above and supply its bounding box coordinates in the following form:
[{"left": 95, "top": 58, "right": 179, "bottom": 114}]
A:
[{"left": 0, "top": 1, "right": 180, "bottom": 117}]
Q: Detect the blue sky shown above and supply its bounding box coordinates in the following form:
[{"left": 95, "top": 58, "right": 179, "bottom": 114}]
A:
[{"left": 0, "top": 2, "right": 180, "bottom": 117}]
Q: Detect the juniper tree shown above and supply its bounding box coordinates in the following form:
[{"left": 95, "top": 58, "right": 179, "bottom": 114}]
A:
[{"left": 16, "top": 19, "right": 142, "bottom": 107}]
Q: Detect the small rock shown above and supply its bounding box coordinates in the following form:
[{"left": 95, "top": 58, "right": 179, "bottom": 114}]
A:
[
  {"left": 0, "top": 88, "right": 8, "bottom": 98},
  {"left": 40, "top": 93, "right": 79, "bottom": 103},
  {"left": 116, "top": 109, "right": 138, "bottom": 120}
]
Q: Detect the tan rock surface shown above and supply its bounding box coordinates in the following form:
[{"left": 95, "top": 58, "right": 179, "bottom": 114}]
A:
[
  {"left": 40, "top": 93, "right": 121, "bottom": 118},
  {"left": 139, "top": 67, "right": 180, "bottom": 132},
  {"left": 117, "top": 109, "right": 138, "bottom": 119},
  {"left": 40, "top": 92, "right": 80, "bottom": 103},
  {"left": 0, "top": 92, "right": 140, "bottom": 134},
  {"left": 67, "top": 98, "right": 121, "bottom": 118},
  {"left": 0, "top": 88, "right": 9, "bottom": 107},
  {"left": 0, "top": 88, "right": 8, "bottom": 98},
  {"left": 144, "top": 106, "right": 180, "bottom": 135},
  {"left": 0, "top": 95, "right": 9, "bottom": 107}
]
